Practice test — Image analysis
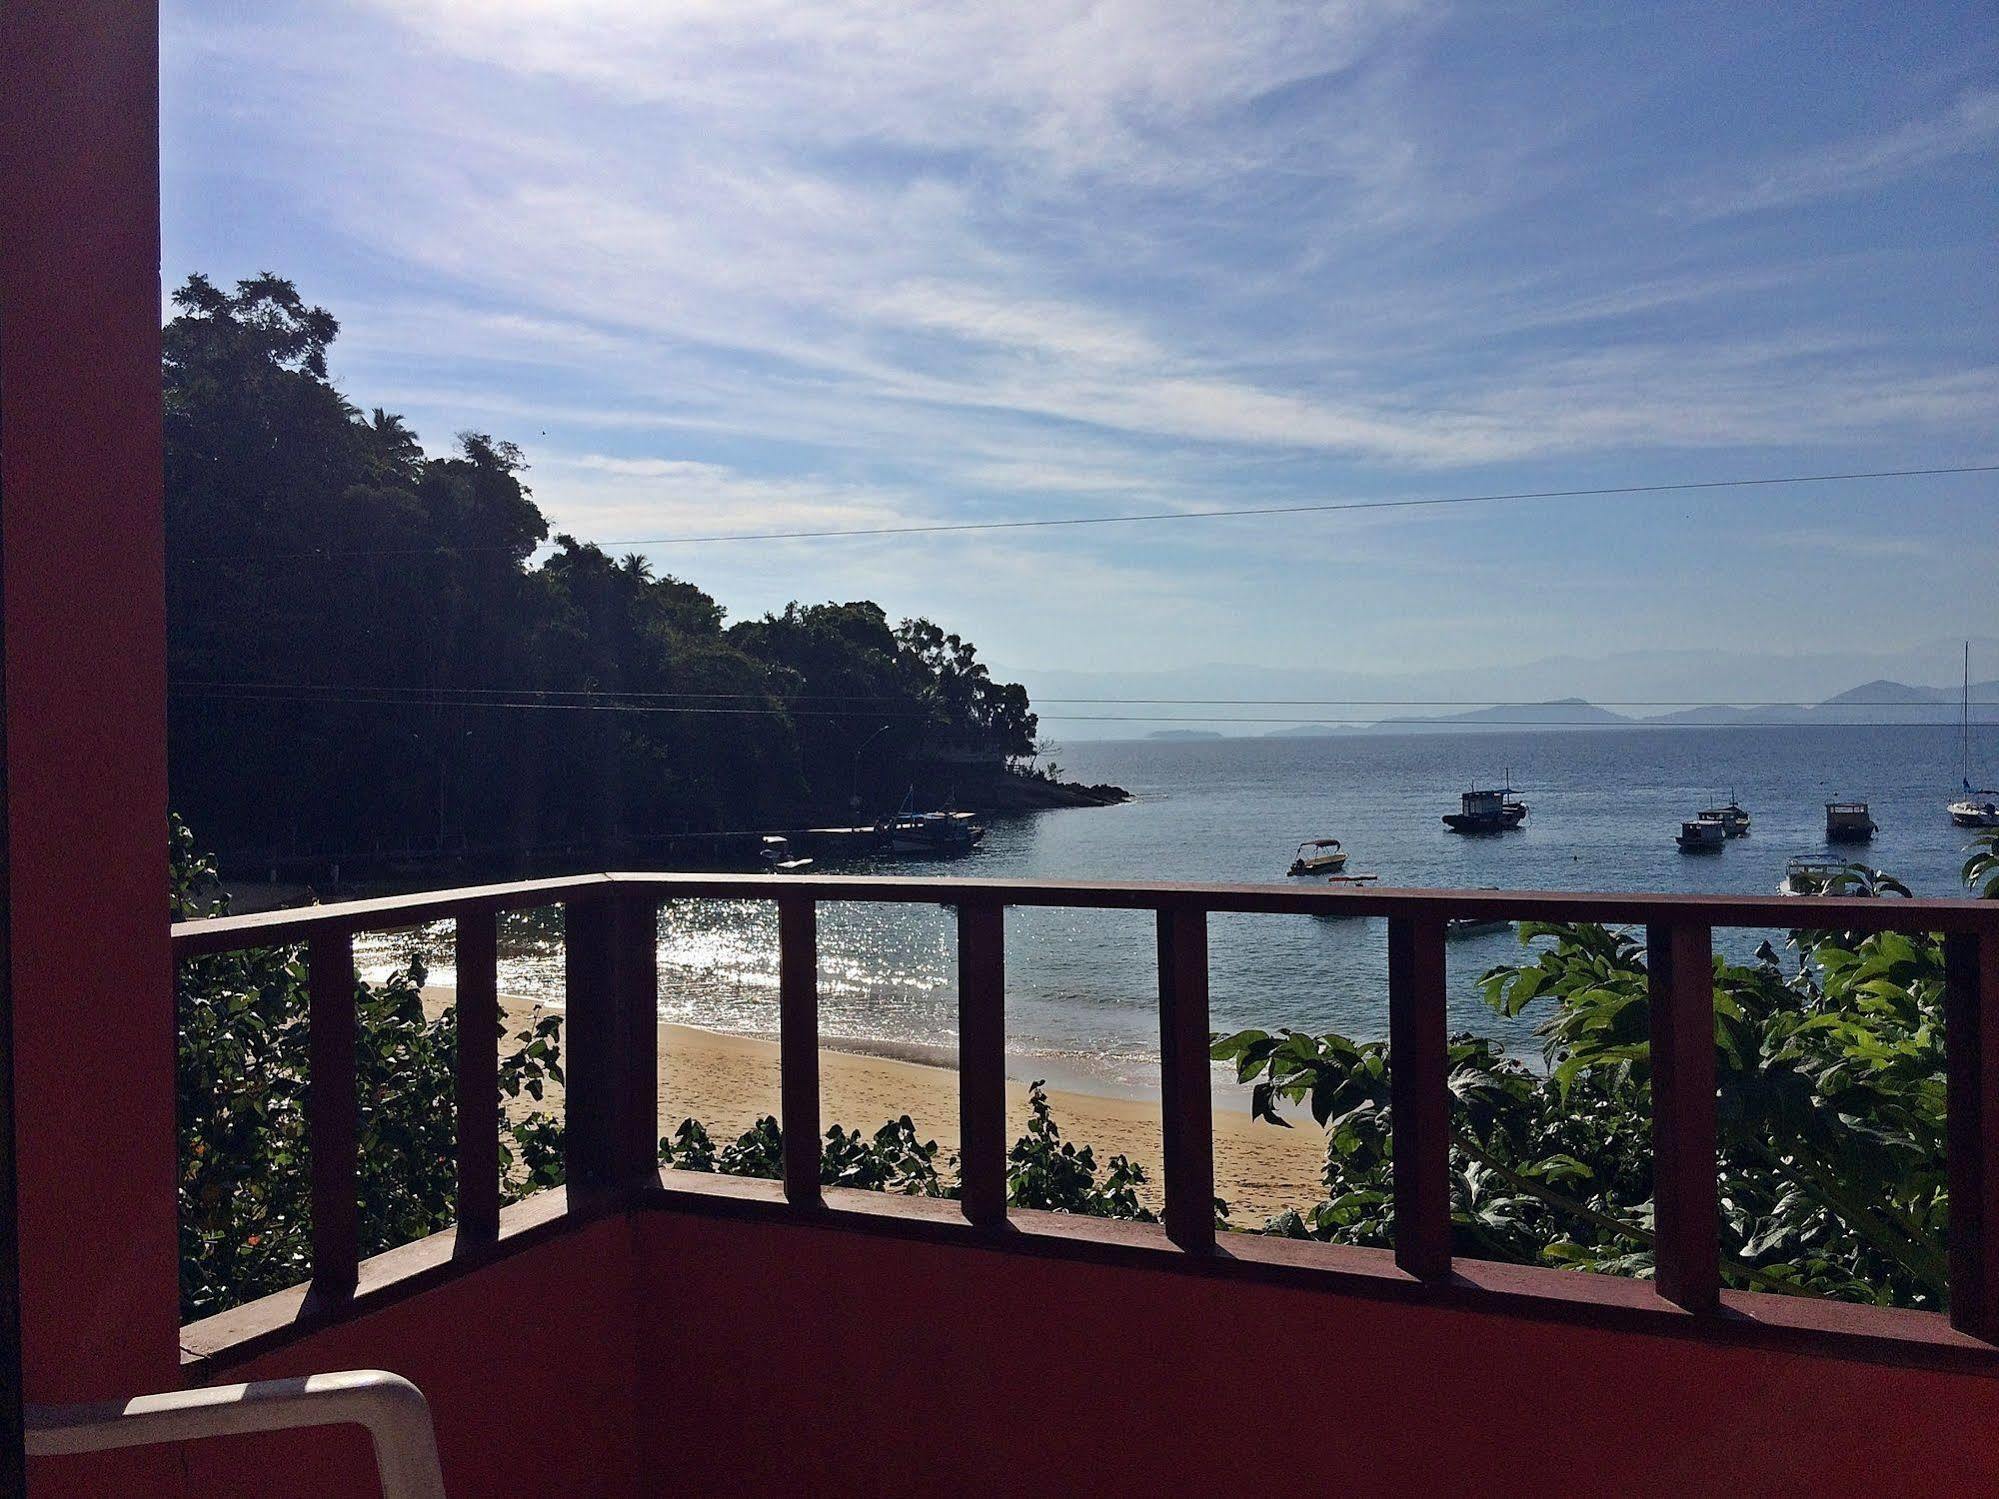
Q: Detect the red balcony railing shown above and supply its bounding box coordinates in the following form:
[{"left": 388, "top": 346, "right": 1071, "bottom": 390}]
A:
[{"left": 172, "top": 875, "right": 1999, "bottom": 1363}]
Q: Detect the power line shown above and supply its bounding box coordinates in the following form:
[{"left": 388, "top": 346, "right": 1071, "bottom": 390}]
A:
[
  {"left": 169, "top": 686, "right": 1999, "bottom": 730},
  {"left": 176, "top": 462, "right": 1999, "bottom": 563},
  {"left": 168, "top": 679, "right": 1997, "bottom": 710}
]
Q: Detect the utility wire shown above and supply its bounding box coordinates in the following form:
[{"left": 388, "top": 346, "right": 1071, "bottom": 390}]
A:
[
  {"left": 176, "top": 463, "right": 1999, "bottom": 563},
  {"left": 168, "top": 679, "right": 1997, "bottom": 711},
  {"left": 169, "top": 686, "right": 1999, "bottom": 730}
]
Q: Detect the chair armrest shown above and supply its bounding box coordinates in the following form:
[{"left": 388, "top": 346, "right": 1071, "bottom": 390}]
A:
[{"left": 25, "top": 1368, "right": 446, "bottom": 1498}]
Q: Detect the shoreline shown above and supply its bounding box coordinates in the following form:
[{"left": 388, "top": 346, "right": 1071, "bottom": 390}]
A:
[{"left": 421, "top": 986, "right": 1326, "bottom": 1224}]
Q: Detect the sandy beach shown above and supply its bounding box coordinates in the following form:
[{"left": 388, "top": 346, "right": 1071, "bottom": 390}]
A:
[{"left": 423, "top": 988, "right": 1327, "bottom": 1224}]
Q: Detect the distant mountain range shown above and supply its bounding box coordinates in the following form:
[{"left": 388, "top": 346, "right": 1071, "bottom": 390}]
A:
[{"left": 1260, "top": 679, "right": 1999, "bottom": 738}]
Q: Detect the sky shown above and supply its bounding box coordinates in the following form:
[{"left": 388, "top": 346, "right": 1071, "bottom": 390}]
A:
[{"left": 162, "top": 2, "right": 1998, "bottom": 730}]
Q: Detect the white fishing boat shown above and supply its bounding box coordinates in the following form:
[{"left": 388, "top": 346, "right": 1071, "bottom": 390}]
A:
[
  {"left": 1949, "top": 642, "right": 1999, "bottom": 828},
  {"left": 1780, "top": 854, "right": 1847, "bottom": 896},
  {"left": 758, "top": 835, "right": 813, "bottom": 872},
  {"left": 1288, "top": 838, "right": 1348, "bottom": 875},
  {"left": 1676, "top": 818, "right": 1726, "bottom": 852},
  {"left": 880, "top": 809, "right": 985, "bottom": 856}
]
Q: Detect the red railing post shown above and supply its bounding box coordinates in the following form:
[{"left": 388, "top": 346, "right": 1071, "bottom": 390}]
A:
[
  {"left": 454, "top": 908, "right": 500, "bottom": 1245},
  {"left": 1157, "top": 904, "right": 1215, "bottom": 1252},
  {"left": 563, "top": 888, "right": 659, "bottom": 1213},
  {"left": 1647, "top": 920, "right": 1718, "bottom": 1311},
  {"left": 611, "top": 888, "right": 661, "bottom": 1188},
  {"left": 956, "top": 900, "right": 1007, "bottom": 1228},
  {"left": 1388, "top": 913, "right": 1451, "bottom": 1279},
  {"left": 306, "top": 930, "right": 358, "bottom": 1309},
  {"left": 778, "top": 894, "right": 822, "bottom": 1207},
  {"left": 1947, "top": 928, "right": 1999, "bottom": 1338}
]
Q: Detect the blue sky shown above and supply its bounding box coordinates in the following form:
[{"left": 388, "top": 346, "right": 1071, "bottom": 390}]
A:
[{"left": 163, "top": 2, "right": 1997, "bottom": 713}]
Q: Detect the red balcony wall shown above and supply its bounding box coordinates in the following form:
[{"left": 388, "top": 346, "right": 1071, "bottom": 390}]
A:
[{"left": 635, "top": 1210, "right": 1999, "bottom": 1498}]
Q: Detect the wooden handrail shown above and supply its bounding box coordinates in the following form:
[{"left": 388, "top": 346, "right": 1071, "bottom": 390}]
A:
[
  {"left": 168, "top": 873, "right": 1999, "bottom": 1345},
  {"left": 171, "top": 873, "right": 1999, "bottom": 953}
]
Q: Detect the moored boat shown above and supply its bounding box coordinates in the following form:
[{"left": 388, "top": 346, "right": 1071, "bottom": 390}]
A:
[
  {"left": 1442, "top": 782, "right": 1527, "bottom": 834},
  {"left": 758, "top": 834, "right": 813, "bottom": 872},
  {"left": 880, "top": 808, "right": 986, "bottom": 856},
  {"left": 1781, "top": 854, "right": 1847, "bottom": 896},
  {"left": 1699, "top": 797, "right": 1751, "bottom": 836},
  {"left": 1949, "top": 643, "right": 1999, "bottom": 827},
  {"left": 1312, "top": 872, "right": 1379, "bottom": 920},
  {"left": 1446, "top": 889, "right": 1508, "bottom": 936},
  {"left": 1676, "top": 818, "right": 1726, "bottom": 852},
  {"left": 1825, "top": 801, "right": 1876, "bottom": 843},
  {"left": 1953, "top": 793, "right": 1999, "bottom": 830},
  {"left": 1288, "top": 838, "right": 1349, "bottom": 875}
]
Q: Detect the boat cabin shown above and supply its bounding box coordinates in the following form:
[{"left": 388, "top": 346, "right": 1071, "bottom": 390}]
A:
[
  {"left": 1676, "top": 819, "right": 1725, "bottom": 852},
  {"left": 1825, "top": 802, "right": 1877, "bottom": 842}
]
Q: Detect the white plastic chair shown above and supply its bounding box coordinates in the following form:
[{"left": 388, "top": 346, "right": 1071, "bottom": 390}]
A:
[{"left": 24, "top": 1368, "right": 447, "bottom": 1498}]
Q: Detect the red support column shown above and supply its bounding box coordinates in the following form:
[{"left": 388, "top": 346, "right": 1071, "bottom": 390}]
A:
[
  {"left": 1648, "top": 920, "right": 1718, "bottom": 1312},
  {"left": 1156, "top": 905, "right": 1214, "bottom": 1252},
  {"left": 1946, "top": 929, "right": 1999, "bottom": 1338},
  {"left": 778, "top": 895, "right": 821, "bottom": 1207},
  {"left": 956, "top": 900, "right": 1007, "bottom": 1228},
  {"left": 1388, "top": 914, "right": 1451, "bottom": 1280},
  {"left": 1, "top": 0, "right": 178, "bottom": 1429},
  {"left": 564, "top": 890, "right": 658, "bottom": 1213},
  {"left": 455, "top": 909, "right": 501, "bottom": 1245},
  {"left": 307, "top": 932, "right": 360, "bottom": 1310}
]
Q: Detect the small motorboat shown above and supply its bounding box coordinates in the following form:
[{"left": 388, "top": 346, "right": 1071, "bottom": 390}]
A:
[
  {"left": 1311, "top": 872, "right": 1379, "bottom": 920},
  {"left": 1825, "top": 801, "right": 1877, "bottom": 843},
  {"left": 1699, "top": 797, "right": 1751, "bottom": 836},
  {"left": 1780, "top": 854, "right": 1847, "bottom": 896},
  {"left": 1676, "top": 818, "right": 1726, "bottom": 853},
  {"left": 1446, "top": 890, "right": 1509, "bottom": 937},
  {"left": 758, "top": 835, "right": 813, "bottom": 872},
  {"left": 1953, "top": 793, "right": 1999, "bottom": 829},
  {"left": 1442, "top": 783, "right": 1528, "bottom": 835},
  {"left": 1288, "top": 838, "right": 1349, "bottom": 875}
]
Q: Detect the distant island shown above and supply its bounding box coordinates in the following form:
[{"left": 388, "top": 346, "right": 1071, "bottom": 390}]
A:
[
  {"left": 1147, "top": 729, "right": 1226, "bottom": 741},
  {"left": 1257, "top": 679, "right": 1999, "bottom": 737}
]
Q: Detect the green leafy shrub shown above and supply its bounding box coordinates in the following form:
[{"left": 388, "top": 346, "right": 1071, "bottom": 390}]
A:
[
  {"left": 176, "top": 817, "right": 567, "bottom": 1319},
  {"left": 1216, "top": 849, "right": 1998, "bottom": 1306},
  {"left": 1005, "top": 1082, "right": 1156, "bottom": 1221}
]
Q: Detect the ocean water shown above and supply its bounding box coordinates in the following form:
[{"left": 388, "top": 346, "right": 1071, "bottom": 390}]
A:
[{"left": 359, "top": 723, "right": 1997, "bottom": 1096}]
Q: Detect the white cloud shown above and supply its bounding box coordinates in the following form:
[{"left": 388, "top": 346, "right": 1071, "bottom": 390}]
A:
[
  {"left": 363, "top": 0, "right": 1426, "bottom": 182},
  {"left": 1678, "top": 88, "right": 1999, "bottom": 220}
]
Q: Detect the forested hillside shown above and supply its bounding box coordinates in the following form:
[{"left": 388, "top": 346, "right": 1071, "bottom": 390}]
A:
[{"left": 165, "top": 274, "right": 1039, "bottom": 865}]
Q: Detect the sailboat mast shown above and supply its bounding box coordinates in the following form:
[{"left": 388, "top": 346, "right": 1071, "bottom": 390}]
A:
[{"left": 1967, "top": 641, "right": 1974, "bottom": 787}]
